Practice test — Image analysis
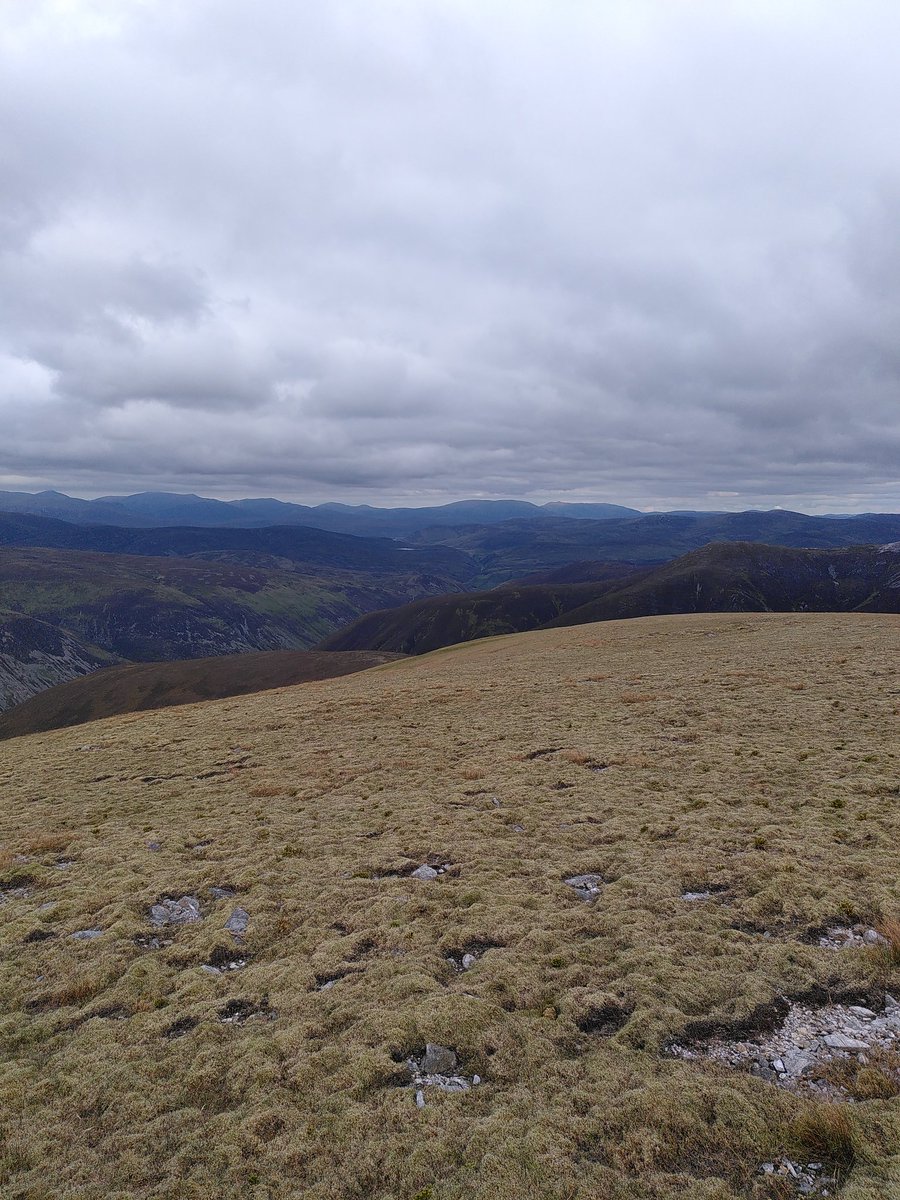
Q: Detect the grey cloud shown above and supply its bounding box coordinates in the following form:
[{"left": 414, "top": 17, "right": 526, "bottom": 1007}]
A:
[{"left": 1, "top": 1, "right": 899, "bottom": 511}]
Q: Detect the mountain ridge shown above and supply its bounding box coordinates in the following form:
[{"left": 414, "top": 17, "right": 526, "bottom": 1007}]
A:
[{"left": 321, "top": 541, "right": 900, "bottom": 654}]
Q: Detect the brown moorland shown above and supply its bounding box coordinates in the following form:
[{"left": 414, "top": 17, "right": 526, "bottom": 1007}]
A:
[{"left": 0, "top": 612, "right": 898, "bottom": 1200}]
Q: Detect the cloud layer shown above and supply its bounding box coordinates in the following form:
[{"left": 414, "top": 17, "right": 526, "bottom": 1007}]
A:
[{"left": 2, "top": 0, "right": 899, "bottom": 510}]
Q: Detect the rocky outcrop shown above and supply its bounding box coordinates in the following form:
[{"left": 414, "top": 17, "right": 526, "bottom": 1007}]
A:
[{"left": 0, "top": 610, "right": 116, "bottom": 711}]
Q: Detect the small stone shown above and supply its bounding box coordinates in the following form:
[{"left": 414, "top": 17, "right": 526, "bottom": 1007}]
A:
[
  {"left": 472, "top": 1074, "right": 481, "bottom": 1085},
  {"left": 150, "top": 896, "right": 202, "bottom": 926},
  {"left": 411, "top": 865, "right": 439, "bottom": 882},
  {"left": 415, "top": 1089, "right": 425, "bottom": 1108},
  {"left": 147, "top": 841, "right": 161, "bottom": 852},
  {"left": 772, "top": 1059, "right": 786, "bottom": 1074},
  {"left": 70, "top": 929, "right": 103, "bottom": 940},
  {"left": 210, "top": 886, "right": 235, "bottom": 899},
  {"left": 847, "top": 1005, "right": 877, "bottom": 1019},
  {"left": 564, "top": 874, "right": 603, "bottom": 900},
  {"left": 761, "top": 1163, "right": 775, "bottom": 1175},
  {"left": 823, "top": 1033, "right": 868, "bottom": 1051},
  {"left": 682, "top": 891, "right": 713, "bottom": 902},
  {"left": 225, "top": 907, "right": 249, "bottom": 935},
  {"left": 422, "top": 1043, "right": 457, "bottom": 1074},
  {"left": 512, "top": 824, "right": 525, "bottom": 832},
  {"left": 461, "top": 953, "right": 477, "bottom": 969},
  {"left": 200, "top": 965, "right": 221, "bottom": 975},
  {"left": 864, "top": 928, "right": 889, "bottom": 945}
]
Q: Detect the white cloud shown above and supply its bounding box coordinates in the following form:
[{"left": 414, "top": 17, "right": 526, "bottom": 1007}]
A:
[{"left": 0, "top": 0, "right": 899, "bottom": 510}]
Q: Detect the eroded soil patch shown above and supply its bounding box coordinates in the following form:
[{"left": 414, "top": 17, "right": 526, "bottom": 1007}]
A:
[{"left": 672, "top": 994, "right": 900, "bottom": 1100}]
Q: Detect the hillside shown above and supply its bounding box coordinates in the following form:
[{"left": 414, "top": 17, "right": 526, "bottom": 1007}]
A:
[
  {"left": 319, "top": 575, "right": 631, "bottom": 655},
  {"left": 0, "top": 545, "right": 463, "bottom": 708},
  {"left": 321, "top": 543, "right": 900, "bottom": 654},
  {"left": 0, "top": 613, "right": 897, "bottom": 1199},
  {"left": 409, "top": 510, "right": 900, "bottom": 584},
  {"left": 0, "top": 610, "right": 117, "bottom": 710},
  {"left": 547, "top": 542, "right": 900, "bottom": 629},
  {"left": 0, "top": 649, "right": 403, "bottom": 740},
  {"left": 0, "top": 512, "right": 479, "bottom": 581}
]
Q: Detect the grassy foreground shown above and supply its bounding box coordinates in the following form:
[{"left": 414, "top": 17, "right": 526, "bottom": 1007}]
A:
[{"left": 0, "top": 612, "right": 898, "bottom": 1200}]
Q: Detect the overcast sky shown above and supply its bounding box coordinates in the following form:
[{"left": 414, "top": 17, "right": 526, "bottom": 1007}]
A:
[{"left": 2, "top": 1, "right": 899, "bottom": 512}]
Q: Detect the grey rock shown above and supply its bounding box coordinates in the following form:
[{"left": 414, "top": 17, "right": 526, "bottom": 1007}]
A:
[
  {"left": 823, "top": 1033, "right": 868, "bottom": 1051},
  {"left": 422, "top": 1043, "right": 457, "bottom": 1074},
  {"left": 411, "top": 865, "right": 439, "bottom": 882},
  {"left": 864, "top": 928, "right": 889, "bottom": 945},
  {"left": 564, "top": 873, "right": 603, "bottom": 900},
  {"left": 70, "top": 929, "right": 103, "bottom": 940},
  {"left": 415, "top": 1089, "right": 425, "bottom": 1108},
  {"left": 210, "top": 886, "right": 235, "bottom": 899},
  {"left": 682, "top": 890, "right": 714, "bottom": 902},
  {"left": 847, "top": 1005, "right": 877, "bottom": 1019},
  {"left": 200, "top": 965, "right": 221, "bottom": 975},
  {"left": 225, "top": 907, "right": 249, "bottom": 935},
  {"left": 461, "top": 952, "right": 477, "bottom": 970},
  {"left": 150, "top": 895, "right": 202, "bottom": 926},
  {"left": 147, "top": 841, "right": 162, "bottom": 852},
  {"left": 471, "top": 1074, "right": 481, "bottom": 1085},
  {"left": 772, "top": 1058, "right": 786, "bottom": 1074}
]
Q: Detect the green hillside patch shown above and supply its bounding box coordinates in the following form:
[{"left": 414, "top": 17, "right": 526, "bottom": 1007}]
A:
[{"left": 0, "top": 613, "right": 898, "bottom": 1199}]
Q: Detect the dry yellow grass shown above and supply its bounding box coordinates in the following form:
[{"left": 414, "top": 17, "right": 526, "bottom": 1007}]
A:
[{"left": 0, "top": 612, "right": 898, "bottom": 1199}]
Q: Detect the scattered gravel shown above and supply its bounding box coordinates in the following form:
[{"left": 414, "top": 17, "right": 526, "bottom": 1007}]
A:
[
  {"left": 817, "top": 924, "right": 889, "bottom": 950},
  {"left": 406, "top": 1044, "right": 480, "bottom": 1103},
  {"left": 149, "top": 895, "right": 202, "bottom": 926},
  {"left": 759, "top": 1158, "right": 837, "bottom": 1196},
  {"left": 69, "top": 929, "right": 103, "bottom": 940},
  {"left": 672, "top": 995, "right": 900, "bottom": 1100}
]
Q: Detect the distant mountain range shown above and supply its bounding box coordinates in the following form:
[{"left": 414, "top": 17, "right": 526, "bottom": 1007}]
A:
[
  {"left": 321, "top": 542, "right": 900, "bottom": 654},
  {"left": 2, "top": 500, "right": 900, "bottom": 712},
  {"left": 0, "top": 489, "right": 641, "bottom": 533},
  {"left": 404, "top": 509, "right": 900, "bottom": 584}
]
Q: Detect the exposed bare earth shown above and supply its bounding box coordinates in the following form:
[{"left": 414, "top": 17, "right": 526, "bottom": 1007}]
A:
[{"left": 0, "top": 613, "right": 898, "bottom": 1200}]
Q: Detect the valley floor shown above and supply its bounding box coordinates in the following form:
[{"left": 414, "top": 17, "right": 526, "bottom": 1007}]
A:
[{"left": 0, "top": 612, "right": 898, "bottom": 1199}]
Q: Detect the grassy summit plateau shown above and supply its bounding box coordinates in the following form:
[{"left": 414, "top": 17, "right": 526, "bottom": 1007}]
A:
[{"left": 0, "top": 612, "right": 898, "bottom": 1200}]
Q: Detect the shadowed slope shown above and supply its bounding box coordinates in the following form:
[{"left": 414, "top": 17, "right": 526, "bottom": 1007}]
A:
[
  {"left": 321, "top": 543, "right": 900, "bottom": 654},
  {"left": 0, "top": 649, "right": 403, "bottom": 741},
  {"left": 0, "top": 610, "right": 118, "bottom": 710}
]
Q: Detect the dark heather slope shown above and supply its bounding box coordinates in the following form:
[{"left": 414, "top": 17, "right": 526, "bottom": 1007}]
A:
[
  {"left": 0, "top": 649, "right": 403, "bottom": 740},
  {"left": 546, "top": 541, "right": 900, "bottom": 628},
  {"left": 0, "top": 610, "right": 119, "bottom": 710},
  {"left": 320, "top": 542, "right": 900, "bottom": 654},
  {"left": 0, "top": 513, "right": 478, "bottom": 582},
  {"left": 319, "top": 576, "right": 641, "bottom": 655}
]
